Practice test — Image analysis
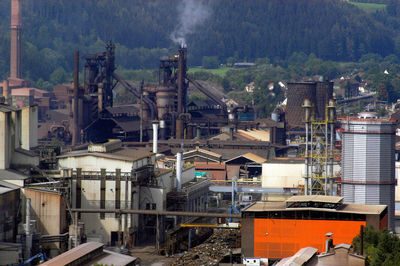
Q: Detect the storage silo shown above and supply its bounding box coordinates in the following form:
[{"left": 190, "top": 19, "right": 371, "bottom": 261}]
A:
[
  {"left": 341, "top": 113, "right": 396, "bottom": 229},
  {"left": 286, "top": 82, "right": 316, "bottom": 126},
  {"left": 315, "top": 81, "right": 333, "bottom": 121}
]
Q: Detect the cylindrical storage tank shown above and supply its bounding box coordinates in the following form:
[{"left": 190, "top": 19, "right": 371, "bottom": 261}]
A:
[
  {"left": 303, "top": 98, "right": 312, "bottom": 123},
  {"left": 176, "top": 119, "right": 183, "bottom": 139},
  {"left": 341, "top": 118, "right": 396, "bottom": 229},
  {"left": 315, "top": 81, "right": 333, "bottom": 121},
  {"left": 286, "top": 82, "right": 316, "bottom": 126},
  {"left": 156, "top": 88, "right": 175, "bottom": 120},
  {"left": 159, "top": 120, "right": 166, "bottom": 140}
]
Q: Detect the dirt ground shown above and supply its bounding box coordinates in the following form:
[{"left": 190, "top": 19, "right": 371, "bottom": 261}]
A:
[{"left": 130, "top": 245, "right": 175, "bottom": 266}]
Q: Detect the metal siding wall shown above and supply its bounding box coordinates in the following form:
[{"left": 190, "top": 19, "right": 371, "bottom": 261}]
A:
[
  {"left": 343, "top": 184, "right": 354, "bottom": 203},
  {"left": 341, "top": 120, "right": 395, "bottom": 229}
]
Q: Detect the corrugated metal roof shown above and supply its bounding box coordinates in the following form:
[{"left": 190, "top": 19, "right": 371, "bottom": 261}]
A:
[
  {"left": 225, "top": 152, "right": 267, "bottom": 164},
  {"left": 243, "top": 201, "right": 387, "bottom": 215},
  {"left": 58, "top": 147, "right": 152, "bottom": 162},
  {"left": 183, "top": 147, "right": 222, "bottom": 159},
  {"left": 0, "top": 169, "right": 29, "bottom": 180},
  {"left": 237, "top": 129, "right": 270, "bottom": 142},
  {"left": 276, "top": 247, "right": 318, "bottom": 266},
  {"left": 40, "top": 242, "right": 137, "bottom": 266},
  {"left": 195, "top": 162, "right": 226, "bottom": 170},
  {"left": 286, "top": 195, "right": 343, "bottom": 204}
]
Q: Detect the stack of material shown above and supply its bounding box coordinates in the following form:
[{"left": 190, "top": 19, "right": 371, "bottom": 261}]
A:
[{"left": 169, "top": 229, "right": 240, "bottom": 266}]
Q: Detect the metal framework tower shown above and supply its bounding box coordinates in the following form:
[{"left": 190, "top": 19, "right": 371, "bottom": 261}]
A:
[{"left": 304, "top": 98, "right": 336, "bottom": 195}]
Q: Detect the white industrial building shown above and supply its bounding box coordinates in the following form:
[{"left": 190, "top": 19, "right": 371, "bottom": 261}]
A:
[{"left": 57, "top": 140, "right": 199, "bottom": 246}]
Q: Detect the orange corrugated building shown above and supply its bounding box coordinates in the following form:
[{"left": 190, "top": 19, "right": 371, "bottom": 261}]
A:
[{"left": 241, "top": 195, "right": 387, "bottom": 260}]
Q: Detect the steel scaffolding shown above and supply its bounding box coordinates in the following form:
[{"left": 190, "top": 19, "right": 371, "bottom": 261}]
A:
[{"left": 304, "top": 98, "right": 336, "bottom": 195}]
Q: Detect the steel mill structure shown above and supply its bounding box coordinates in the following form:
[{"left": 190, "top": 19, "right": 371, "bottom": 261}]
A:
[
  {"left": 340, "top": 113, "right": 396, "bottom": 229},
  {"left": 303, "top": 98, "right": 336, "bottom": 195},
  {"left": 286, "top": 81, "right": 333, "bottom": 127}
]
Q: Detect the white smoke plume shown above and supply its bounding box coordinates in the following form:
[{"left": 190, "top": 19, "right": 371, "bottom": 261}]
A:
[{"left": 170, "top": 0, "right": 211, "bottom": 47}]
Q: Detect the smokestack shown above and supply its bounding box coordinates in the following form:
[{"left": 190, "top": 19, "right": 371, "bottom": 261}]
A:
[
  {"left": 3, "top": 80, "right": 10, "bottom": 105},
  {"left": 152, "top": 121, "right": 158, "bottom": 154},
  {"left": 176, "top": 152, "right": 182, "bottom": 191},
  {"left": 72, "top": 51, "right": 80, "bottom": 146},
  {"left": 10, "top": 0, "right": 22, "bottom": 79},
  {"left": 98, "top": 83, "right": 103, "bottom": 115},
  {"left": 177, "top": 47, "right": 186, "bottom": 114},
  {"left": 176, "top": 47, "right": 186, "bottom": 139}
]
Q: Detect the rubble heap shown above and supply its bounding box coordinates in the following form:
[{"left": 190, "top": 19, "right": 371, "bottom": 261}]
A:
[{"left": 169, "top": 229, "right": 240, "bottom": 266}]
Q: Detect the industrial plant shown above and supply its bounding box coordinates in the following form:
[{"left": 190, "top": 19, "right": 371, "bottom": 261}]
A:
[{"left": 0, "top": 1, "right": 399, "bottom": 266}]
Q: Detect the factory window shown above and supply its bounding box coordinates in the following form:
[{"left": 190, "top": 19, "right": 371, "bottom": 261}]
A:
[
  {"left": 325, "top": 211, "right": 338, "bottom": 220},
  {"left": 310, "top": 211, "right": 324, "bottom": 220},
  {"left": 295, "top": 210, "right": 310, "bottom": 220},
  {"left": 338, "top": 212, "right": 352, "bottom": 221},
  {"left": 352, "top": 214, "right": 366, "bottom": 221},
  {"left": 282, "top": 211, "right": 295, "bottom": 219}
]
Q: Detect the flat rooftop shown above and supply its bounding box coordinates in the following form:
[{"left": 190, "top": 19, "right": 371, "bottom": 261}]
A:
[
  {"left": 244, "top": 196, "right": 387, "bottom": 215},
  {"left": 58, "top": 146, "right": 153, "bottom": 162}
]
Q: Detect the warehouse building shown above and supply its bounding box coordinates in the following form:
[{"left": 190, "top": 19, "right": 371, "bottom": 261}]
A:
[{"left": 241, "top": 195, "right": 387, "bottom": 260}]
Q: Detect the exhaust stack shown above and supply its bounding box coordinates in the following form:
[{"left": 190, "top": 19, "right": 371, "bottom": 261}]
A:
[
  {"left": 152, "top": 121, "right": 159, "bottom": 154},
  {"left": 176, "top": 152, "right": 182, "bottom": 191},
  {"left": 72, "top": 51, "right": 80, "bottom": 146},
  {"left": 10, "top": 0, "right": 22, "bottom": 79}
]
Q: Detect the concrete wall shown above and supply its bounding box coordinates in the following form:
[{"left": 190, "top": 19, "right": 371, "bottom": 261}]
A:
[
  {"left": 0, "top": 111, "right": 11, "bottom": 169},
  {"left": 74, "top": 178, "right": 135, "bottom": 244},
  {"left": 262, "top": 163, "right": 305, "bottom": 188},
  {"left": 21, "top": 105, "right": 38, "bottom": 150}
]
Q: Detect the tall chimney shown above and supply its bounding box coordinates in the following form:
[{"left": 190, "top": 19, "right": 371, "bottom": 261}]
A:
[
  {"left": 152, "top": 121, "right": 158, "bottom": 154},
  {"left": 72, "top": 51, "right": 80, "bottom": 146},
  {"left": 176, "top": 152, "right": 182, "bottom": 191},
  {"left": 10, "top": 0, "right": 22, "bottom": 79},
  {"left": 3, "top": 80, "right": 10, "bottom": 105}
]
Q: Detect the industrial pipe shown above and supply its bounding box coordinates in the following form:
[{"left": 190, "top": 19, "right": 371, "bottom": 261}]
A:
[
  {"left": 177, "top": 152, "right": 182, "bottom": 191},
  {"left": 152, "top": 122, "right": 158, "bottom": 154},
  {"left": 71, "top": 208, "right": 241, "bottom": 219}
]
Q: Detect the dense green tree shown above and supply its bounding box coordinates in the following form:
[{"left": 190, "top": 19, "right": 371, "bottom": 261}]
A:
[{"left": 353, "top": 227, "right": 400, "bottom": 266}]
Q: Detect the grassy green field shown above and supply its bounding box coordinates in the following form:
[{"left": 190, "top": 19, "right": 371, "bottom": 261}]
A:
[
  {"left": 187, "top": 66, "right": 232, "bottom": 77},
  {"left": 348, "top": 1, "right": 387, "bottom": 13}
]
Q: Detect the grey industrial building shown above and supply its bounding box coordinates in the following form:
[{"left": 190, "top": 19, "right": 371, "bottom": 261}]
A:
[{"left": 341, "top": 113, "right": 396, "bottom": 229}]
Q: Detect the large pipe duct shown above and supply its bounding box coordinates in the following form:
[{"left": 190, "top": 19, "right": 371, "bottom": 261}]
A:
[
  {"left": 10, "top": 0, "right": 22, "bottom": 79},
  {"left": 152, "top": 122, "right": 158, "bottom": 154},
  {"left": 176, "top": 152, "right": 182, "bottom": 191},
  {"left": 72, "top": 51, "right": 80, "bottom": 146}
]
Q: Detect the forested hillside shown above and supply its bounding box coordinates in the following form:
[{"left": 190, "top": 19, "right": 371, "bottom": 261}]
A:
[{"left": 0, "top": 0, "right": 399, "bottom": 84}]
